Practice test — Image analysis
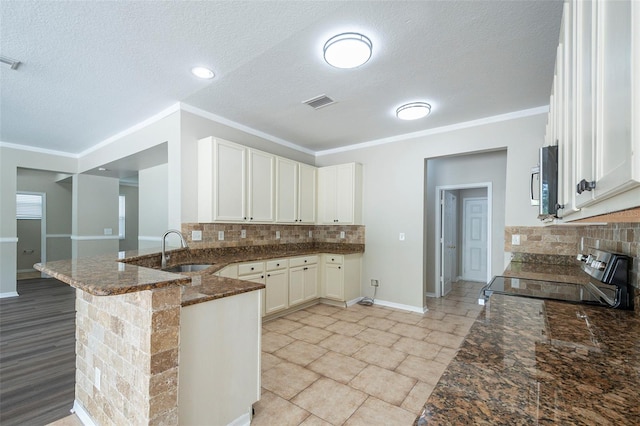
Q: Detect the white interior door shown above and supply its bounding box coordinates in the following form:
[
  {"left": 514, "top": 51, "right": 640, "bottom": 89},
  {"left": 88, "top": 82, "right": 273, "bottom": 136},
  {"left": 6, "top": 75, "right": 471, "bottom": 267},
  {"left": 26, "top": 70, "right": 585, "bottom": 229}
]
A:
[
  {"left": 440, "top": 191, "right": 457, "bottom": 296},
  {"left": 462, "top": 197, "right": 488, "bottom": 282}
]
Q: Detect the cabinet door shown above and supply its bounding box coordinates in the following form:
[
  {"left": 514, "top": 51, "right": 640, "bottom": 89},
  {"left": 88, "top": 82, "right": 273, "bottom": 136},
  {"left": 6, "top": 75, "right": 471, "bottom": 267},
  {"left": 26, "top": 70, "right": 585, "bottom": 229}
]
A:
[
  {"left": 265, "top": 269, "right": 288, "bottom": 314},
  {"left": 248, "top": 149, "right": 275, "bottom": 222},
  {"left": 242, "top": 273, "right": 266, "bottom": 316},
  {"left": 215, "top": 140, "right": 247, "bottom": 221},
  {"left": 298, "top": 163, "right": 317, "bottom": 223},
  {"left": 303, "top": 264, "right": 318, "bottom": 301},
  {"left": 593, "top": 0, "right": 638, "bottom": 200},
  {"left": 288, "top": 266, "right": 305, "bottom": 306},
  {"left": 574, "top": 0, "right": 596, "bottom": 208},
  {"left": 317, "top": 166, "right": 337, "bottom": 224},
  {"left": 324, "top": 264, "right": 343, "bottom": 301},
  {"left": 276, "top": 158, "right": 298, "bottom": 223},
  {"left": 335, "top": 164, "right": 355, "bottom": 223}
]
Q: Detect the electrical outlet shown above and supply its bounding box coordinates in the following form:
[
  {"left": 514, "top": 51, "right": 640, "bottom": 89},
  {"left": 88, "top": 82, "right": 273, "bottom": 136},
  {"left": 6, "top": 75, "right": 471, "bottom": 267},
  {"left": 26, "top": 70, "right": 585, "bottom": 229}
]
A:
[
  {"left": 104, "top": 228, "right": 112, "bottom": 235},
  {"left": 95, "top": 367, "right": 101, "bottom": 391},
  {"left": 511, "top": 234, "right": 520, "bottom": 245},
  {"left": 241, "top": 229, "right": 246, "bottom": 238},
  {"left": 371, "top": 279, "right": 380, "bottom": 287},
  {"left": 218, "top": 231, "right": 224, "bottom": 241},
  {"left": 340, "top": 231, "right": 345, "bottom": 239},
  {"left": 192, "top": 230, "right": 202, "bottom": 241},
  {"left": 276, "top": 231, "right": 281, "bottom": 239},
  {"left": 309, "top": 230, "right": 313, "bottom": 238},
  {"left": 399, "top": 233, "right": 405, "bottom": 241}
]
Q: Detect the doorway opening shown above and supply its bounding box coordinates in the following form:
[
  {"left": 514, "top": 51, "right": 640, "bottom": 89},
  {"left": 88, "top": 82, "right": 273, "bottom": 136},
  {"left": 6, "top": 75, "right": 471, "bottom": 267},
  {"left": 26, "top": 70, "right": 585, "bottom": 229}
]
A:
[
  {"left": 435, "top": 183, "right": 492, "bottom": 298},
  {"left": 16, "top": 192, "right": 46, "bottom": 280}
]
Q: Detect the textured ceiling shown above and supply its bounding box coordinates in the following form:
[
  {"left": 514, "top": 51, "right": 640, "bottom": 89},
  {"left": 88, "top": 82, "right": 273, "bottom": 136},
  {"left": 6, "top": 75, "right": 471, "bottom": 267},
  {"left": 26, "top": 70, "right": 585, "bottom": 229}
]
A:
[{"left": 0, "top": 1, "right": 563, "bottom": 156}]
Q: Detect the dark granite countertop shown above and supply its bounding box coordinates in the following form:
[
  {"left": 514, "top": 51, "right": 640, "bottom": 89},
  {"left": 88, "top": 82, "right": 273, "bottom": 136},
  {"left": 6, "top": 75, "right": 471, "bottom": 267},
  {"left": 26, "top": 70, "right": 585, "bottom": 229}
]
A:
[
  {"left": 35, "top": 243, "right": 364, "bottom": 305},
  {"left": 417, "top": 294, "right": 640, "bottom": 425},
  {"left": 503, "top": 261, "right": 589, "bottom": 284}
]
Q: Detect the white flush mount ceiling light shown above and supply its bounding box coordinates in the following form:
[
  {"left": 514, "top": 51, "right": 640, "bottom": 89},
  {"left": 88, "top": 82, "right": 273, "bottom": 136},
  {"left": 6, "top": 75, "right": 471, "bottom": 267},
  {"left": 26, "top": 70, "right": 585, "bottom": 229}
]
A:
[
  {"left": 191, "top": 66, "right": 215, "bottom": 79},
  {"left": 323, "top": 32, "right": 372, "bottom": 69},
  {"left": 396, "top": 102, "right": 432, "bottom": 120}
]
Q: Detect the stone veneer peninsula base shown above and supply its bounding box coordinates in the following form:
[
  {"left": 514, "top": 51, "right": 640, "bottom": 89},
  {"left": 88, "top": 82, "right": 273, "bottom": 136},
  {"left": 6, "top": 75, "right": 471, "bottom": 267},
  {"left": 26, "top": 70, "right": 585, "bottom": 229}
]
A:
[{"left": 75, "top": 286, "right": 182, "bottom": 425}]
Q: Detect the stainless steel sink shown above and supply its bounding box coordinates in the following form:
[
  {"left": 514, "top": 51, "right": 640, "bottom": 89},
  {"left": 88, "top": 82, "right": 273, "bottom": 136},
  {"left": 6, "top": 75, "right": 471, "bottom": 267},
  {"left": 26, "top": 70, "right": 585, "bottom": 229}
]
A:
[{"left": 163, "top": 264, "right": 214, "bottom": 273}]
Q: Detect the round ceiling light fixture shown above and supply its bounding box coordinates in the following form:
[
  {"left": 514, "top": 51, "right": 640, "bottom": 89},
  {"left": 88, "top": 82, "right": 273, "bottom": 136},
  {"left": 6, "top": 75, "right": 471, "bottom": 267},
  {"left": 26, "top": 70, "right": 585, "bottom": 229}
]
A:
[
  {"left": 323, "top": 32, "right": 372, "bottom": 69},
  {"left": 191, "top": 66, "right": 215, "bottom": 79},
  {"left": 396, "top": 102, "right": 432, "bottom": 120}
]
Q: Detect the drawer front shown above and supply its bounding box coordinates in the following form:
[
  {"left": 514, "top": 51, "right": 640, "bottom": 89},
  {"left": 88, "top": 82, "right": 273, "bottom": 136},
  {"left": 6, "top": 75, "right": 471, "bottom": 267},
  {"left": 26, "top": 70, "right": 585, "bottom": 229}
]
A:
[
  {"left": 325, "top": 254, "right": 343, "bottom": 265},
  {"left": 289, "top": 255, "right": 318, "bottom": 268},
  {"left": 238, "top": 262, "right": 265, "bottom": 276},
  {"left": 266, "top": 259, "right": 288, "bottom": 271}
]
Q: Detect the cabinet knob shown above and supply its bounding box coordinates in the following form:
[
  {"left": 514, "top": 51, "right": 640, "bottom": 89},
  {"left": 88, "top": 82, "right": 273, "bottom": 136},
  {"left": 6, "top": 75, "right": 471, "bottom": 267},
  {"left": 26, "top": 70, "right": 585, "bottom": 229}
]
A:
[
  {"left": 261, "top": 275, "right": 264, "bottom": 279},
  {"left": 250, "top": 217, "right": 254, "bottom": 220},
  {"left": 244, "top": 217, "right": 247, "bottom": 220},
  {"left": 276, "top": 263, "right": 280, "bottom": 267},
  {"left": 331, "top": 258, "right": 335, "bottom": 261},
  {"left": 250, "top": 267, "right": 254, "bottom": 270},
  {"left": 304, "top": 260, "right": 307, "bottom": 263},
  {"left": 303, "top": 267, "right": 308, "bottom": 271},
  {"left": 267, "top": 274, "right": 271, "bottom": 277},
  {"left": 338, "top": 266, "right": 341, "bottom": 269}
]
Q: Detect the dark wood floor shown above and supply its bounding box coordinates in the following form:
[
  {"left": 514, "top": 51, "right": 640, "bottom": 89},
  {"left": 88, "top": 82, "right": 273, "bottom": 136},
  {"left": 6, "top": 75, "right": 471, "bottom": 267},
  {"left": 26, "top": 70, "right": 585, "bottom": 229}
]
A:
[{"left": 0, "top": 278, "right": 76, "bottom": 426}]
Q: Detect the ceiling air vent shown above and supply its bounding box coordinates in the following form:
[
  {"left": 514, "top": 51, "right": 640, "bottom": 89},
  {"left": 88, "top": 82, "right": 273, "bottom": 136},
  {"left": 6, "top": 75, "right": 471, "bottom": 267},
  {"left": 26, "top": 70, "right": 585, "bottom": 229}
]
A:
[{"left": 303, "top": 94, "right": 336, "bottom": 110}]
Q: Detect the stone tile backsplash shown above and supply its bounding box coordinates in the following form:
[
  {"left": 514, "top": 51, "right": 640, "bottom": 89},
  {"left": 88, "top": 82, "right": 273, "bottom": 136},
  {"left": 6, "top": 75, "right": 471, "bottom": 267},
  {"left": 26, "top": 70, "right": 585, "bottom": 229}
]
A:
[
  {"left": 505, "top": 223, "right": 639, "bottom": 304},
  {"left": 181, "top": 223, "right": 365, "bottom": 249}
]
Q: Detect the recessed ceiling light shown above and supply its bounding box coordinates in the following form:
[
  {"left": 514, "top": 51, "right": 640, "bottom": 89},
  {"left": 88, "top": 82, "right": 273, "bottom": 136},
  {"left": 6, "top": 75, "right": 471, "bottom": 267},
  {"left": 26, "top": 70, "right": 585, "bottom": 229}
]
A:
[
  {"left": 323, "top": 32, "right": 372, "bottom": 69},
  {"left": 191, "top": 66, "right": 215, "bottom": 79},
  {"left": 396, "top": 102, "right": 432, "bottom": 120}
]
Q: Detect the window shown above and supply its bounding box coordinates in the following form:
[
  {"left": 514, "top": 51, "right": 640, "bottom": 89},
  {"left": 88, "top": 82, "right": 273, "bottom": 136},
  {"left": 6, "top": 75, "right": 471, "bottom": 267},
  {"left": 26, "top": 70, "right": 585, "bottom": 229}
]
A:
[
  {"left": 16, "top": 193, "right": 43, "bottom": 219},
  {"left": 118, "top": 195, "right": 126, "bottom": 239}
]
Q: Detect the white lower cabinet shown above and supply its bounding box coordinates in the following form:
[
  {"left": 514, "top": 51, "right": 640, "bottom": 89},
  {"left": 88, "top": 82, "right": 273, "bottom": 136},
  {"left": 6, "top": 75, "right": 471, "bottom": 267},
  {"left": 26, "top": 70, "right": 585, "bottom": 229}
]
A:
[
  {"left": 288, "top": 256, "right": 318, "bottom": 306},
  {"left": 265, "top": 259, "right": 289, "bottom": 315},
  {"left": 321, "top": 254, "right": 362, "bottom": 303}
]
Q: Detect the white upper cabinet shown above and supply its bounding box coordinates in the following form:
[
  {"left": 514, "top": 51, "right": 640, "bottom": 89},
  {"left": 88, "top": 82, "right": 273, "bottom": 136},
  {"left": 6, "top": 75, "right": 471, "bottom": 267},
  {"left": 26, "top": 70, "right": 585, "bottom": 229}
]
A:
[
  {"left": 298, "top": 163, "right": 317, "bottom": 223},
  {"left": 198, "top": 137, "right": 274, "bottom": 223},
  {"left": 275, "top": 158, "right": 317, "bottom": 224},
  {"left": 317, "top": 163, "right": 363, "bottom": 225},
  {"left": 548, "top": 0, "right": 639, "bottom": 220},
  {"left": 247, "top": 149, "right": 275, "bottom": 222}
]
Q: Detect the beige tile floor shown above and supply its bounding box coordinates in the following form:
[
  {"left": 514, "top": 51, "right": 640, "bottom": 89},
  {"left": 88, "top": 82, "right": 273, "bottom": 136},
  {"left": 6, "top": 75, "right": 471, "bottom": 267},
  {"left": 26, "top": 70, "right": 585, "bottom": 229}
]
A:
[
  {"left": 252, "top": 280, "right": 484, "bottom": 426},
  {"left": 47, "top": 281, "right": 484, "bottom": 426}
]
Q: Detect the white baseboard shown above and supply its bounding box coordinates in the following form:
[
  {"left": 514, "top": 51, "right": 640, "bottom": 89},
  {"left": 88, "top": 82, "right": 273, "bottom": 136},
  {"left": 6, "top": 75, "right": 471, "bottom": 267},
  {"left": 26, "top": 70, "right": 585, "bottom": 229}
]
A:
[
  {"left": 425, "top": 292, "right": 437, "bottom": 298},
  {"left": 373, "top": 299, "right": 427, "bottom": 314},
  {"left": 72, "top": 400, "right": 97, "bottom": 426},
  {"left": 346, "top": 297, "right": 362, "bottom": 307},
  {"left": 0, "top": 292, "right": 19, "bottom": 298},
  {"left": 227, "top": 411, "right": 251, "bottom": 426}
]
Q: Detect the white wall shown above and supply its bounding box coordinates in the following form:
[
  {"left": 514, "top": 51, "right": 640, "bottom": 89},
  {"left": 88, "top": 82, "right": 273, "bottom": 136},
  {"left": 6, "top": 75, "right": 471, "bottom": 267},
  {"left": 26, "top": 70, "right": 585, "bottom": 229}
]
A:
[
  {"left": 119, "top": 184, "right": 139, "bottom": 252},
  {"left": 138, "top": 164, "right": 169, "bottom": 250},
  {"left": 315, "top": 113, "right": 545, "bottom": 310},
  {"left": 72, "top": 174, "right": 120, "bottom": 258}
]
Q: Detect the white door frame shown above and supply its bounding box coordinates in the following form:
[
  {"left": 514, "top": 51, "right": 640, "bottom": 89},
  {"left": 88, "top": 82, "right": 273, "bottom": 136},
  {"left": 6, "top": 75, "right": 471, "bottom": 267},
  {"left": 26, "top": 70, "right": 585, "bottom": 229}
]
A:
[
  {"left": 434, "top": 182, "right": 492, "bottom": 298},
  {"left": 16, "top": 191, "right": 47, "bottom": 276}
]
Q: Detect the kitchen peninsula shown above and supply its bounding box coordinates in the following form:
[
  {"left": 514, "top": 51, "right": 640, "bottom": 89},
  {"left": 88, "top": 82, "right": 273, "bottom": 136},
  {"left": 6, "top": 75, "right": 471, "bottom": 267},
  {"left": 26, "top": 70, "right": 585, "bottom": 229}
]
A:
[{"left": 35, "top": 242, "right": 364, "bottom": 426}]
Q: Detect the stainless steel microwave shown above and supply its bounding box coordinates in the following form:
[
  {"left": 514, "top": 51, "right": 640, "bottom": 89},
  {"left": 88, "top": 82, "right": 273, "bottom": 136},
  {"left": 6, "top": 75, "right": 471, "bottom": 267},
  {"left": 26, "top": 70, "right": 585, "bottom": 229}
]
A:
[{"left": 530, "top": 145, "right": 559, "bottom": 220}]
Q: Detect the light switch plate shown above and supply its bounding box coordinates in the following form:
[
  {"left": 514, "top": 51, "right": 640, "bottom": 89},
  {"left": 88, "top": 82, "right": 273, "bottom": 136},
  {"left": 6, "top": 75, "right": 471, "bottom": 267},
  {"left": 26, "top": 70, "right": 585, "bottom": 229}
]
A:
[
  {"left": 218, "top": 231, "right": 224, "bottom": 241},
  {"left": 276, "top": 231, "right": 281, "bottom": 239},
  {"left": 241, "top": 229, "right": 246, "bottom": 239},
  {"left": 511, "top": 234, "right": 520, "bottom": 245},
  {"left": 340, "top": 231, "right": 345, "bottom": 239},
  {"left": 192, "top": 230, "right": 202, "bottom": 241},
  {"left": 309, "top": 230, "right": 313, "bottom": 238}
]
